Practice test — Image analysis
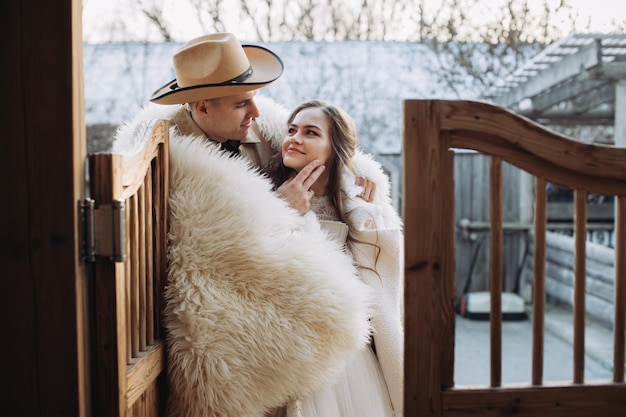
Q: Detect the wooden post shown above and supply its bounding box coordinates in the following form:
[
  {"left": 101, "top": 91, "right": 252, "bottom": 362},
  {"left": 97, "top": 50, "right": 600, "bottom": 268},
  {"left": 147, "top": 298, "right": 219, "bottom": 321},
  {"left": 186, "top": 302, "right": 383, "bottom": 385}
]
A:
[{"left": 403, "top": 100, "right": 455, "bottom": 416}]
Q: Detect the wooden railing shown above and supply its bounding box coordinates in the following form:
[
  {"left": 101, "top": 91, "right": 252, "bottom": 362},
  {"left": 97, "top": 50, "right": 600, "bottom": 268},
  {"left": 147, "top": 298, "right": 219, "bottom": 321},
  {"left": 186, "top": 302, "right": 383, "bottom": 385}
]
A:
[
  {"left": 89, "top": 120, "right": 170, "bottom": 417},
  {"left": 403, "top": 100, "right": 626, "bottom": 416}
]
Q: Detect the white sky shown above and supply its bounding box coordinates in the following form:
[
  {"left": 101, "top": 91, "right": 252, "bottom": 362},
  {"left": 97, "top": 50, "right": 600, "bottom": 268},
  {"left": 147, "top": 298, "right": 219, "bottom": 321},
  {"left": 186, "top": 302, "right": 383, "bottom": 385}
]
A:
[
  {"left": 547, "top": 0, "right": 624, "bottom": 32},
  {"left": 83, "top": 0, "right": 625, "bottom": 43}
]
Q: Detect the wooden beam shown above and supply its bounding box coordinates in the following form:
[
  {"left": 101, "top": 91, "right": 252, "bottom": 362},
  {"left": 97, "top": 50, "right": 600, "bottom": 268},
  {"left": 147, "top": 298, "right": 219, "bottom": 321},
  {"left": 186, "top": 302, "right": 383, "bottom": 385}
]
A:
[
  {"left": 442, "top": 384, "right": 626, "bottom": 416},
  {"left": 494, "top": 41, "right": 601, "bottom": 107}
]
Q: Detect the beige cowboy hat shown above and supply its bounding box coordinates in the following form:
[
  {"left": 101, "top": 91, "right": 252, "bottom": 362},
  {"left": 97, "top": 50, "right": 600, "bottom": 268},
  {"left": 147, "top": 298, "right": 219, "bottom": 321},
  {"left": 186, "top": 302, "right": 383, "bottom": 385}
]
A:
[{"left": 150, "top": 33, "right": 284, "bottom": 104}]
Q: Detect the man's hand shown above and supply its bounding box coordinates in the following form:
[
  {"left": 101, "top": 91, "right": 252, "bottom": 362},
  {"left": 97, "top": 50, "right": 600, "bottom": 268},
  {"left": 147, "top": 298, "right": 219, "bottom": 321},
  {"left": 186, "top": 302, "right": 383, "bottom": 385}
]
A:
[
  {"left": 276, "top": 160, "right": 325, "bottom": 215},
  {"left": 355, "top": 176, "right": 376, "bottom": 202}
]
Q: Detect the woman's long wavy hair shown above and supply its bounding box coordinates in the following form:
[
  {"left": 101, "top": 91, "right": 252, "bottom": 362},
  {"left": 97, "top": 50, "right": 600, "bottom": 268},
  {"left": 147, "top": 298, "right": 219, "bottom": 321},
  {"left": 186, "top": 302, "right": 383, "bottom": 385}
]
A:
[
  {"left": 266, "top": 99, "right": 382, "bottom": 276},
  {"left": 266, "top": 99, "right": 357, "bottom": 224}
]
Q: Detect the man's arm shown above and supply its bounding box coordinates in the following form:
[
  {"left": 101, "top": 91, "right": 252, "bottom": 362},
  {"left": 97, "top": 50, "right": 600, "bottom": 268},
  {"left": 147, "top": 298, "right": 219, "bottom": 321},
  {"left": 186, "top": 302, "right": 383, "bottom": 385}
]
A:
[{"left": 356, "top": 176, "right": 376, "bottom": 202}]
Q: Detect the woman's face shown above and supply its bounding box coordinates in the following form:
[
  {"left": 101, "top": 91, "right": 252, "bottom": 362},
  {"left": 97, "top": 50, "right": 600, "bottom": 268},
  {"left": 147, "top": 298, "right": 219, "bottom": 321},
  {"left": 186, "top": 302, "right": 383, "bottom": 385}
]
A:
[{"left": 282, "top": 107, "right": 333, "bottom": 172}]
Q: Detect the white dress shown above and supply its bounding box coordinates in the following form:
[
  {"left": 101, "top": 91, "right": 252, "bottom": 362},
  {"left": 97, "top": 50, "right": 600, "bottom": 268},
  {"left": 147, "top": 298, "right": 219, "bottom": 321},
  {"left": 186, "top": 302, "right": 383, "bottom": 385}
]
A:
[{"left": 299, "top": 197, "right": 394, "bottom": 417}]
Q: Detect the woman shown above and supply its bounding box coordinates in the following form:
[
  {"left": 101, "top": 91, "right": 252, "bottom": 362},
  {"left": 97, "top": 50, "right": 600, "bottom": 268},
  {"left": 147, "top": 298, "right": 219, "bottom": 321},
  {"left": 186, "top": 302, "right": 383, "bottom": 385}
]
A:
[{"left": 267, "top": 99, "right": 404, "bottom": 417}]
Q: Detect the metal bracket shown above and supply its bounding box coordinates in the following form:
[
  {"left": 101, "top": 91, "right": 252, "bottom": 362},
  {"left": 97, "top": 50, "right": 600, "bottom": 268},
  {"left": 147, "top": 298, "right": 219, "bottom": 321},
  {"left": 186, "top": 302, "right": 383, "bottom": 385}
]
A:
[{"left": 81, "top": 198, "right": 126, "bottom": 263}]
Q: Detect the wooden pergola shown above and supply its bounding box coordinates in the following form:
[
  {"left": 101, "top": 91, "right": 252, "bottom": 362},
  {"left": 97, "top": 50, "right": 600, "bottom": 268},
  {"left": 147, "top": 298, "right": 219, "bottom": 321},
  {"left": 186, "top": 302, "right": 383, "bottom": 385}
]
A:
[{"left": 486, "top": 33, "right": 626, "bottom": 146}]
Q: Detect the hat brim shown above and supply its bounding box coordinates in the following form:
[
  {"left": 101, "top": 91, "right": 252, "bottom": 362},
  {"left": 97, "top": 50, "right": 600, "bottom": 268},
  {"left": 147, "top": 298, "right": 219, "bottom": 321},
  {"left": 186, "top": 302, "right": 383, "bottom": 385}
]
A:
[{"left": 150, "top": 45, "right": 284, "bottom": 105}]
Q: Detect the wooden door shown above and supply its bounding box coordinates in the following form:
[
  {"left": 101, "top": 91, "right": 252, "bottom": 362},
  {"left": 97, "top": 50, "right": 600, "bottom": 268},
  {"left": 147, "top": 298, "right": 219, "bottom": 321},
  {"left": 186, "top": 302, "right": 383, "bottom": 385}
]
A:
[
  {"left": 403, "top": 100, "right": 626, "bottom": 416},
  {"left": 88, "top": 120, "right": 170, "bottom": 417},
  {"left": 4, "top": 0, "right": 91, "bottom": 415}
]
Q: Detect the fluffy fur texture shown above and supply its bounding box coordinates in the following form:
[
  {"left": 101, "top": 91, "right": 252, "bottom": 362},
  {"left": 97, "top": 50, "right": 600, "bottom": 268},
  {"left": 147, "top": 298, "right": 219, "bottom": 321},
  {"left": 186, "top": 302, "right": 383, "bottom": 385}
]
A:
[{"left": 114, "top": 114, "right": 373, "bottom": 417}]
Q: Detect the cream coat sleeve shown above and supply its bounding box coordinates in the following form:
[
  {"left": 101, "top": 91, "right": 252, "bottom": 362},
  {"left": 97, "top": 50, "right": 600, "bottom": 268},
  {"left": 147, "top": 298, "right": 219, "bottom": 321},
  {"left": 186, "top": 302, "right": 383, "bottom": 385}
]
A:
[
  {"left": 343, "top": 157, "right": 404, "bottom": 416},
  {"left": 347, "top": 200, "right": 404, "bottom": 417}
]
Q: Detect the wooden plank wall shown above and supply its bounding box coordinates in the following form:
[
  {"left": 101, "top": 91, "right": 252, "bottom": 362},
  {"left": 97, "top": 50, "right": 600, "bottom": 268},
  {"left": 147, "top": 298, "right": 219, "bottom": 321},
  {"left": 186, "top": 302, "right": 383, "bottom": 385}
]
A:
[{"left": 454, "top": 154, "right": 527, "bottom": 301}]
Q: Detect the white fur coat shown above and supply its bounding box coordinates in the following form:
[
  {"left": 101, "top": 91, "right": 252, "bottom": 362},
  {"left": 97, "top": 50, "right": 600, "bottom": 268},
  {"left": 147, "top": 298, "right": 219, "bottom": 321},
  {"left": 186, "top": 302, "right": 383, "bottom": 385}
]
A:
[{"left": 114, "top": 105, "right": 373, "bottom": 417}]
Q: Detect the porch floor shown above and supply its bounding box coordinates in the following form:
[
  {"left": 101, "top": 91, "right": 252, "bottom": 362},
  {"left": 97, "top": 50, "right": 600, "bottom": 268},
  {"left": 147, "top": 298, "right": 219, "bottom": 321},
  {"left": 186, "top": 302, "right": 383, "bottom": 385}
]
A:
[{"left": 454, "top": 303, "right": 617, "bottom": 386}]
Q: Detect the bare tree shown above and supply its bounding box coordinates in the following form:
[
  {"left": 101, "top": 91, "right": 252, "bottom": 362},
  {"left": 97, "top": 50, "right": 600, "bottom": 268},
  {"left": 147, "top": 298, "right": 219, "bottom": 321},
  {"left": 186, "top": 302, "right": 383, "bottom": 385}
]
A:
[
  {"left": 125, "top": 0, "right": 562, "bottom": 50},
  {"left": 190, "top": 0, "right": 228, "bottom": 33},
  {"left": 414, "top": 0, "right": 577, "bottom": 97},
  {"left": 135, "top": 0, "right": 174, "bottom": 41},
  {"left": 239, "top": 0, "right": 286, "bottom": 41}
]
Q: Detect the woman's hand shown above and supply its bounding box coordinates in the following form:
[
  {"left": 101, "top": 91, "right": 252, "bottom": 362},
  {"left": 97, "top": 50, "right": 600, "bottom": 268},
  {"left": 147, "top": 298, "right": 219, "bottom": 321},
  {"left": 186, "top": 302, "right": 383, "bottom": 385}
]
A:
[{"left": 276, "top": 160, "right": 325, "bottom": 215}]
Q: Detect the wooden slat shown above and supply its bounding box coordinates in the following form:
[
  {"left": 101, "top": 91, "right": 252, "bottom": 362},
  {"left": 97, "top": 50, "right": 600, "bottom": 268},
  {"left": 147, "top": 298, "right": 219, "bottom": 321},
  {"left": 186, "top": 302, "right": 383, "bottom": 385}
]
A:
[
  {"left": 145, "top": 165, "right": 155, "bottom": 346},
  {"left": 614, "top": 196, "right": 626, "bottom": 382},
  {"left": 532, "top": 177, "right": 547, "bottom": 386},
  {"left": 489, "top": 157, "right": 503, "bottom": 388},
  {"left": 125, "top": 202, "right": 132, "bottom": 365},
  {"left": 442, "top": 132, "right": 457, "bottom": 390},
  {"left": 114, "top": 256, "right": 129, "bottom": 416},
  {"left": 442, "top": 384, "right": 626, "bottom": 417},
  {"left": 139, "top": 179, "right": 147, "bottom": 352},
  {"left": 126, "top": 342, "right": 165, "bottom": 405},
  {"left": 573, "top": 190, "right": 588, "bottom": 383},
  {"left": 129, "top": 376, "right": 161, "bottom": 417},
  {"left": 153, "top": 134, "right": 170, "bottom": 339},
  {"left": 130, "top": 194, "right": 139, "bottom": 361}
]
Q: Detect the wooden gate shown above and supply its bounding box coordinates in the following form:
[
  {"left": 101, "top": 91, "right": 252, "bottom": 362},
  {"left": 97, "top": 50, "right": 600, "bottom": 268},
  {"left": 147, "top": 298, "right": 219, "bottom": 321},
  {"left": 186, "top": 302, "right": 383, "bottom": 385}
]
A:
[
  {"left": 403, "top": 100, "right": 626, "bottom": 416},
  {"left": 88, "top": 120, "right": 170, "bottom": 417}
]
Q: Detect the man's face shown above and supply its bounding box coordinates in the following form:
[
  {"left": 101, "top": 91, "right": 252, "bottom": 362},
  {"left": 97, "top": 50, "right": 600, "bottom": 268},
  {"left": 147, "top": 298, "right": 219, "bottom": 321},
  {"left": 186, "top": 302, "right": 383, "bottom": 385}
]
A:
[{"left": 195, "top": 90, "right": 260, "bottom": 142}]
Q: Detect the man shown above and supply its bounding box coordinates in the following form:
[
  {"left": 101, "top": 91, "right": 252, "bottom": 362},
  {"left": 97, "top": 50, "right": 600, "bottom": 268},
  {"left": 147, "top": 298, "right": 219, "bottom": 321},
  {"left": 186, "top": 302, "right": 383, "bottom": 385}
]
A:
[
  {"left": 113, "top": 33, "right": 389, "bottom": 417},
  {"left": 148, "top": 32, "right": 374, "bottom": 213}
]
